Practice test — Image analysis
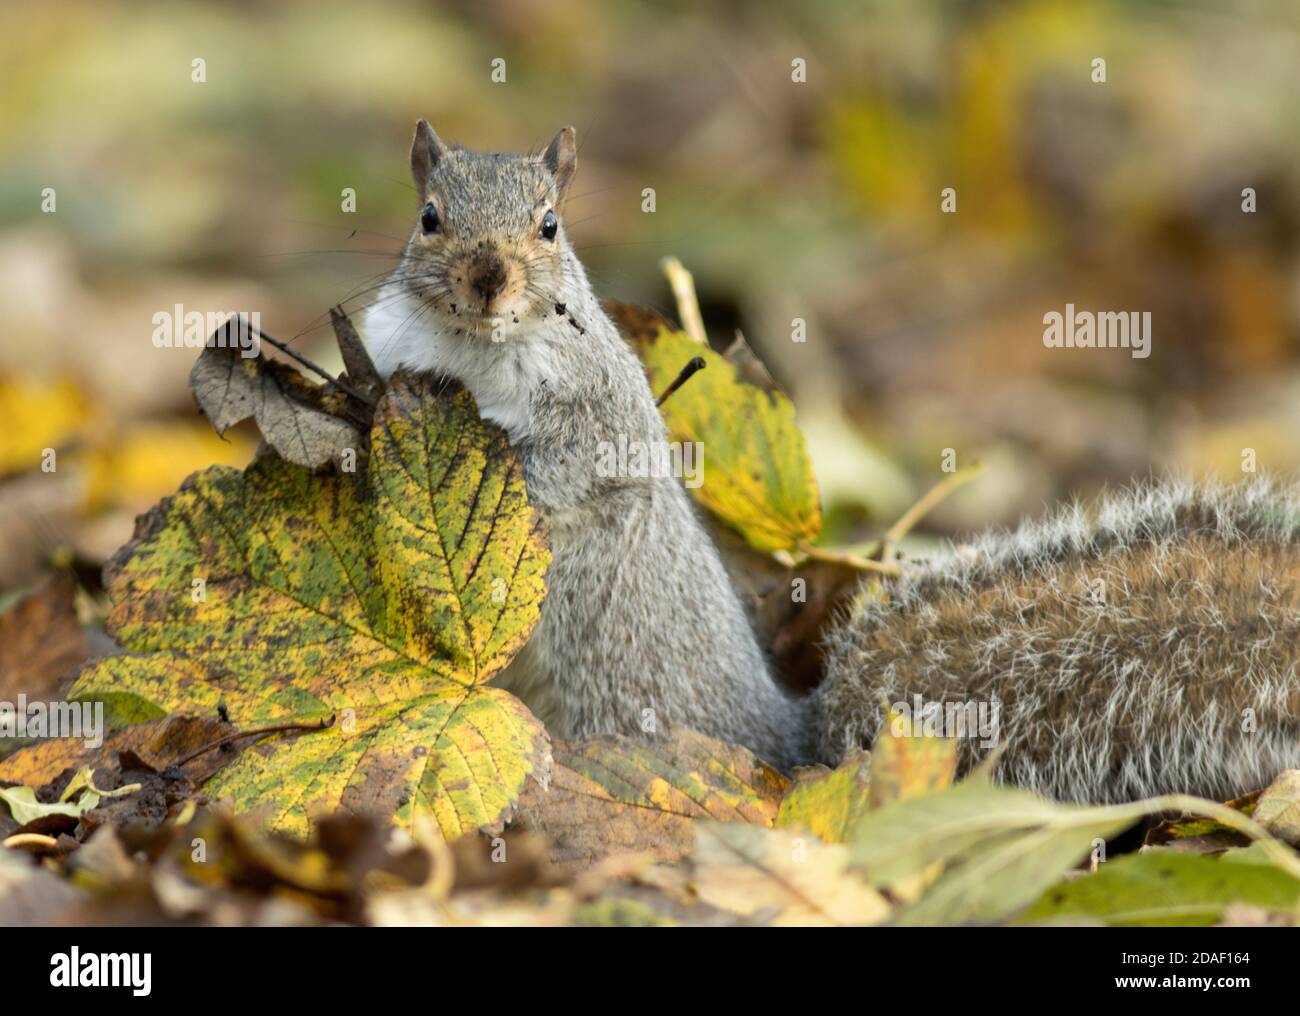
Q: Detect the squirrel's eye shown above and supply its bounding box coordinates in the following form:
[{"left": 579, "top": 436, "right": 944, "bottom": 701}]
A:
[
  {"left": 539, "top": 209, "right": 558, "bottom": 241},
  {"left": 420, "top": 203, "right": 441, "bottom": 234}
]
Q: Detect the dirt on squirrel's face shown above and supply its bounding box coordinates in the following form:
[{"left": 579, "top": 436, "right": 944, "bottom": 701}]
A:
[{"left": 392, "top": 121, "right": 576, "bottom": 341}]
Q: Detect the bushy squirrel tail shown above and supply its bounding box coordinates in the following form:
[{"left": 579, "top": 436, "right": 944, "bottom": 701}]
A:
[{"left": 813, "top": 475, "right": 1300, "bottom": 803}]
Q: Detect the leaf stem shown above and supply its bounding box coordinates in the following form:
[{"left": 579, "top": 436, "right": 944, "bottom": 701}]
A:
[
  {"left": 796, "top": 541, "right": 903, "bottom": 576},
  {"left": 174, "top": 715, "right": 336, "bottom": 769},
  {"left": 796, "top": 464, "right": 983, "bottom": 576},
  {"left": 881, "top": 463, "right": 983, "bottom": 561},
  {"left": 1070, "top": 794, "right": 1300, "bottom": 882},
  {"left": 659, "top": 257, "right": 709, "bottom": 345},
  {"left": 228, "top": 317, "right": 377, "bottom": 408}
]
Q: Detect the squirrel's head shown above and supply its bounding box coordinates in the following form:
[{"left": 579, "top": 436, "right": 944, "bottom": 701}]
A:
[{"left": 394, "top": 120, "right": 577, "bottom": 335}]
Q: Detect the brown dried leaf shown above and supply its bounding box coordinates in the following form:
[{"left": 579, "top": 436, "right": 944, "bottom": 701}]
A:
[
  {"left": 516, "top": 728, "right": 788, "bottom": 872},
  {"left": 0, "top": 572, "right": 87, "bottom": 703},
  {"left": 330, "top": 306, "right": 385, "bottom": 403},
  {"left": 685, "top": 822, "right": 890, "bottom": 926},
  {"left": 1254, "top": 770, "right": 1300, "bottom": 845},
  {"left": 0, "top": 714, "right": 233, "bottom": 788},
  {"left": 604, "top": 298, "right": 678, "bottom": 346},
  {"left": 189, "top": 324, "right": 361, "bottom": 470},
  {"left": 1143, "top": 790, "right": 1260, "bottom": 855}
]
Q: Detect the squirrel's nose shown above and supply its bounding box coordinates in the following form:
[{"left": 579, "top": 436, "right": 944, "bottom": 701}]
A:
[{"left": 469, "top": 256, "right": 507, "bottom": 304}]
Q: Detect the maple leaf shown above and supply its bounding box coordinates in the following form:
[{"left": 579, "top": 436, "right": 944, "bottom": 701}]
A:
[{"left": 69, "top": 373, "right": 551, "bottom": 839}]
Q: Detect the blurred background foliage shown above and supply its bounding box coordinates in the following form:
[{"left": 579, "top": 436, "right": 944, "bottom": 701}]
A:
[{"left": 3, "top": 0, "right": 1300, "bottom": 594}]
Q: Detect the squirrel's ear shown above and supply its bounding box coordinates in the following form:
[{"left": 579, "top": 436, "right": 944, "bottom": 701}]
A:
[
  {"left": 542, "top": 126, "right": 577, "bottom": 202},
  {"left": 410, "top": 120, "right": 446, "bottom": 201}
]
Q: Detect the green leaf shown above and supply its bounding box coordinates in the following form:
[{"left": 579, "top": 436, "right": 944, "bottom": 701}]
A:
[
  {"left": 1019, "top": 851, "right": 1300, "bottom": 927},
  {"left": 69, "top": 374, "right": 551, "bottom": 840},
  {"left": 850, "top": 781, "right": 1136, "bottom": 925},
  {"left": 0, "top": 785, "right": 90, "bottom": 825}
]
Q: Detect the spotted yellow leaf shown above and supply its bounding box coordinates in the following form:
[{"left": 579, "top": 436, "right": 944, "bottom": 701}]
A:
[
  {"left": 775, "top": 748, "right": 872, "bottom": 843},
  {"left": 636, "top": 328, "right": 821, "bottom": 553},
  {"left": 69, "top": 373, "right": 551, "bottom": 839}
]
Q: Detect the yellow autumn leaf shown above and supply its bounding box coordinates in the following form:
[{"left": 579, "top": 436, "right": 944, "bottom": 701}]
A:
[
  {"left": 69, "top": 374, "right": 551, "bottom": 839},
  {"left": 868, "top": 708, "right": 959, "bottom": 809},
  {"left": 775, "top": 748, "right": 872, "bottom": 844},
  {"left": 637, "top": 327, "right": 821, "bottom": 553},
  {"left": 0, "top": 375, "right": 93, "bottom": 476},
  {"left": 775, "top": 719, "right": 957, "bottom": 845},
  {"left": 82, "top": 420, "right": 255, "bottom": 513}
]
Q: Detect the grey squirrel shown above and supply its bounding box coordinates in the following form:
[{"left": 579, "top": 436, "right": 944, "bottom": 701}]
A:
[
  {"left": 360, "top": 124, "right": 1300, "bottom": 802},
  {"left": 360, "top": 122, "right": 809, "bottom": 770}
]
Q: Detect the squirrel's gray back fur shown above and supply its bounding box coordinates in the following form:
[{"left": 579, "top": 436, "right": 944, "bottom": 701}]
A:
[
  {"left": 817, "top": 476, "right": 1300, "bottom": 803},
  {"left": 359, "top": 123, "right": 809, "bottom": 770}
]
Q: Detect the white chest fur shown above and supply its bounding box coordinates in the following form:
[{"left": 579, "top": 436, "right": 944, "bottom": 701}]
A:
[{"left": 358, "top": 290, "right": 558, "bottom": 442}]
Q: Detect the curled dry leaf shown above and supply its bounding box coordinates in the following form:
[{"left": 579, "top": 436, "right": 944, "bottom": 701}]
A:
[
  {"left": 189, "top": 317, "right": 363, "bottom": 470},
  {"left": 329, "top": 306, "right": 386, "bottom": 406},
  {"left": 1253, "top": 770, "right": 1300, "bottom": 845}
]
